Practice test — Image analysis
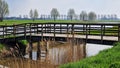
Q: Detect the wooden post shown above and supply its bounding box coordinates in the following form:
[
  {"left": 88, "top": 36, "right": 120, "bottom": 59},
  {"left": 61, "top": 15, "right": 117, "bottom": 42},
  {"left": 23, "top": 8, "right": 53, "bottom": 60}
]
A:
[
  {"left": 85, "top": 25, "right": 88, "bottom": 43},
  {"left": 67, "top": 24, "right": 69, "bottom": 42},
  {"left": 83, "top": 25, "right": 85, "bottom": 35},
  {"left": 45, "top": 24, "right": 46, "bottom": 33},
  {"left": 54, "top": 24, "right": 56, "bottom": 42},
  {"left": 103, "top": 25, "right": 105, "bottom": 36},
  {"left": 5, "top": 24, "right": 7, "bottom": 38},
  {"left": 72, "top": 24, "right": 74, "bottom": 46},
  {"left": 2, "top": 26, "right": 5, "bottom": 42},
  {"left": 24, "top": 24, "right": 26, "bottom": 39},
  {"left": 50, "top": 24, "right": 51, "bottom": 33},
  {"left": 13, "top": 24, "right": 16, "bottom": 41},
  {"left": 41, "top": 24, "right": 43, "bottom": 41},
  {"left": 89, "top": 25, "right": 90, "bottom": 35},
  {"left": 60, "top": 24, "right": 62, "bottom": 34},
  {"left": 118, "top": 25, "right": 120, "bottom": 42},
  {"left": 37, "top": 40, "right": 40, "bottom": 60},
  {"left": 101, "top": 25, "right": 103, "bottom": 44},
  {"left": 37, "top": 24, "right": 39, "bottom": 34},
  {"left": 29, "top": 40, "right": 33, "bottom": 59},
  {"left": 29, "top": 24, "right": 32, "bottom": 59}
]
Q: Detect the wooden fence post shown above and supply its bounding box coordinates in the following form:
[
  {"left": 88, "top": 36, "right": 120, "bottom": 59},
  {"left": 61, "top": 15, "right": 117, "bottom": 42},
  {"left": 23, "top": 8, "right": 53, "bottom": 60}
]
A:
[
  {"left": 24, "top": 24, "right": 26, "bottom": 39},
  {"left": 118, "top": 25, "right": 120, "bottom": 42},
  {"left": 101, "top": 25, "right": 103, "bottom": 44},
  {"left": 13, "top": 24, "right": 16, "bottom": 41},
  {"left": 29, "top": 23, "right": 33, "bottom": 59},
  {"left": 37, "top": 40, "right": 40, "bottom": 60},
  {"left": 41, "top": 24, "right": 43, "bottom": 41},
  {"left": 85, "top": 24, "right": 88, "bottom": 43},
  {"left": 54, "top": 24, "right": 56, "bottom": 42},
  {"left": 67, "top": 24, "right": 69, "bottom": 42}
]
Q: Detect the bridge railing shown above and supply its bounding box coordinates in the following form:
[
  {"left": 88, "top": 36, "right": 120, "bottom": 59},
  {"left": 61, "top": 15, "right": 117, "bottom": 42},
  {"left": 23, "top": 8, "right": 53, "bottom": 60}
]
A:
[{"left": 0, "top": 23, "right": 119, "bottom": 42}]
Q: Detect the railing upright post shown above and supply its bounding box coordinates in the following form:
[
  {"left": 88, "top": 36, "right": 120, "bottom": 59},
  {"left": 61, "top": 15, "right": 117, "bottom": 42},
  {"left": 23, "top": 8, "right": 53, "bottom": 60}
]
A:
[
  {"left": 5, "top": 24, "right": 7, "bottom": 38},
  {"left": 37, "top": 24, "right": 39, "bottom": 34},
  {"left": 103, "top": 25, "right": 105, "bottom": 36},
  {"left": 67, "top": 24, "right": 69, "bottom": 42},
  {"left": 3, "top": 26, "right": 4, "bottom": 39},
  {"left": 85, "top": 24, "right": 88, "bottom": 43},
  {"left": 29, "top": 23, "right": 33, "bottom": 59},
  {"left": 54, "top": 24, "right": 56, "bottom": 42},
  {"left": 24, "top": 24, "right": 26, "bottom": 39},
  {"left": 89, "top": 25, "right": 90, "bottom": 35},
  {"left": 101, "top": 25, "right": 103, "bottom": 44},
  {"left": 41, "top": 24, "right": 43, "bottom": 40},
  {"left": 60, "top": 24, "right": 62, "bottom": 34},
  {"left": 37, "top": 39, "right": 40, "bottom": 60},
  {"left": 118, "top": 25, "right": 120, "bottom": 42},
  {"left": 13, "top": 24, "right": 16, "bottom": 41}
]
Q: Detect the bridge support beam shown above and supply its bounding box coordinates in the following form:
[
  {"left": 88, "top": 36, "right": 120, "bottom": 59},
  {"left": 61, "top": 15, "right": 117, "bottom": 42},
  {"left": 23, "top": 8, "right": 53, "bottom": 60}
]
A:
[
  {"left": 37, "top": 40, "right": 40, "bottom": 60},
  {"left": 29, "top": 40, "right": 33, "bottom": 59}
]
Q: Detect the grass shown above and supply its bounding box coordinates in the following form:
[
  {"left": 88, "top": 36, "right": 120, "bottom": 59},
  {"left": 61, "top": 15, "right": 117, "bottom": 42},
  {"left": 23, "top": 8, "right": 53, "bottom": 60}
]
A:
[
  {"left": 18, "top": 40, "right": 28, "bottom": 46},
  {"left": 60, "top": 42, "right": 120, "bottom": 68},
  {"left": 0, "top": 20, "right": 86, "bottom": 25},
  {"left": 0, "top": 20, "right": 119, "bottom": 25},
  {"left": 0, "top": 44, "right": 5, "bottom": 50}
]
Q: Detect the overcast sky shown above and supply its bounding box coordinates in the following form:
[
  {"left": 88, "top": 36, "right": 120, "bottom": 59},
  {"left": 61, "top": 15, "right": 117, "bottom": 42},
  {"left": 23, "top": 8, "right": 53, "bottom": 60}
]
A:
[{"left": 6, "top": 0, "right": 120, "bottom": 18}]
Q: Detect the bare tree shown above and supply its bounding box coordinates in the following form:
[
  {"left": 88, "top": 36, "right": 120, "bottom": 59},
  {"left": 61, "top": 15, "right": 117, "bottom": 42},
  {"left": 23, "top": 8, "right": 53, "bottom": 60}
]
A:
[
  {"left": 29, "top": 9, "right": 34, "bottom": 21},
  {"left": 88, "top": 12, "right": 96, "bottom": 21},
  {"left": 0, "top": 0, "right": 9, "bottom": 22},
  {"left": 34, "top": 9, "right": 38, "bottom": 20},
  {"left": 80, "top": 11, "right": 87, "bottom": 21},
  {"left": 29, "top": 9, "right": 39, "bottom": 21},
  {"left": 51, "top": 8, "right": 59, "bottom": 21},
  {"left": 67, "top": 9, "right": 75, "bottom": 21}
]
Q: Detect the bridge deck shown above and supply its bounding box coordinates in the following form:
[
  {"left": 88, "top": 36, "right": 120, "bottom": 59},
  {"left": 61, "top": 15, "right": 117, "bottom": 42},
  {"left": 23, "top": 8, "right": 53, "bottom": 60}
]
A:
[{"left": 33, "top": 33, "right": 118, "bottom": 41}]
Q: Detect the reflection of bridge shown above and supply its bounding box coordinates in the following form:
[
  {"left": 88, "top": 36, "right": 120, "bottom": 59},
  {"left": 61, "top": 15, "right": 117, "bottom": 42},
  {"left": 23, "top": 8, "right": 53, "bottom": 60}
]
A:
[{"left": 0, "top": 22, "right": 120, "bottom": 59}]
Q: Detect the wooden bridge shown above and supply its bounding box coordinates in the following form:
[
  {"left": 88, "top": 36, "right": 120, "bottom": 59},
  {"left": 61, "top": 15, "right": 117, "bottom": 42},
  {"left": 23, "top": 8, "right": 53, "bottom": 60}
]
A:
[
  {"left": 0, "top": 22, "right": 120, "bottom": 59},
  {"left": 0, "top": 22, "right": 120, "bottom": 42}
]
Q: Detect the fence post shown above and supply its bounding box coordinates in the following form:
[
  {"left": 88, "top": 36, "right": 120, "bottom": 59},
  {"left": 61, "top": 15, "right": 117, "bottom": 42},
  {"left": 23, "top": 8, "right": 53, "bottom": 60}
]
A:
[
  {"left": 41, "top": 24, "right": 43, "bottom": 41},
  {"left": 118, "top": 25, "right": 120, "bottom": 42},
  {"left": 60, "top": 24, "right": 62, "bottom": 34},
  {"left": 24, "top": 24, "right": 26, "bottom": 39},
  {"left": 13, "top": 24, "right": 16, "bottom": 41},
  {"left": 29, "top": 23, "right": 33, "bottom": 59},
  {"left": 37, "top": 40, "right": 40, "bottom": 60},
  {"left": 3, "top": 26, "right": 5, "bottom": 39},
  {"left": 54, "top": 24, "right": 56, "bottom": 42},
  {"left": 85, "top": 24, "right": 88, "bottom": 43},
  {"left": 67, "top": 24, "right": 69, "bottom": 42},
  {"left": 101, "top": 25, "right": 103, "bottom": 44}
]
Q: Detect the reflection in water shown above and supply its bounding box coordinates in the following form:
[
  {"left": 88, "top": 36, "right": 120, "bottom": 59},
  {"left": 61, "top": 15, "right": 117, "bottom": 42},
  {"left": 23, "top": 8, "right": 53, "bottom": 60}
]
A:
[
  {"left": 25, "top": 43, "right": 113, "bottom": 65},
  {"left": 48, "top": 43, "right": 85, "bottom": 65}
]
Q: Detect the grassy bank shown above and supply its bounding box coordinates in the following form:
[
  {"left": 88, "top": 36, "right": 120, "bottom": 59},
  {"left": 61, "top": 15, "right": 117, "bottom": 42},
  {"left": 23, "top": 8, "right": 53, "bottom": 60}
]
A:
[{"left": 60, "top": 42, "right": 120, "bottom": 68}]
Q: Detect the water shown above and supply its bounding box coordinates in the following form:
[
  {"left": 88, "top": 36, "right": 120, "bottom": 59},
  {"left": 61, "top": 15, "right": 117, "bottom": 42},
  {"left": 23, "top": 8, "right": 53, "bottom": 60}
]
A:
[
  {"left": 86, "top": 43, "right": 113, "bottom": 57},
  {"left": 24, "top": 43, "right": 113, "bottom": 65}
]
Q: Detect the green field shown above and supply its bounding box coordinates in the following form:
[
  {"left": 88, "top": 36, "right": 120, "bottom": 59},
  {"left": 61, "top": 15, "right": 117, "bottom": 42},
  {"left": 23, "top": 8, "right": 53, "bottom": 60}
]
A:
[
  {"left": 0, "top": 20, "right": 86, "bottom": 25},
  {"left": 60, "top": 42, "right": 120, "bottom": 68},
  {"left": 0, "top": 20, "right": 119, "bottom": 25}
]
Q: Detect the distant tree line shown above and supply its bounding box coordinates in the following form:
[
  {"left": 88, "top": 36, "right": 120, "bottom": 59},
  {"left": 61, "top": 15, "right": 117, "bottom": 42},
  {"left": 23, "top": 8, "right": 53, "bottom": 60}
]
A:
[
  {"left": 0, "top": 0, "right": 118, "bottom": 22},
  {"left": 28, "top": 8, "right": 118, "bottom": 21}
]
